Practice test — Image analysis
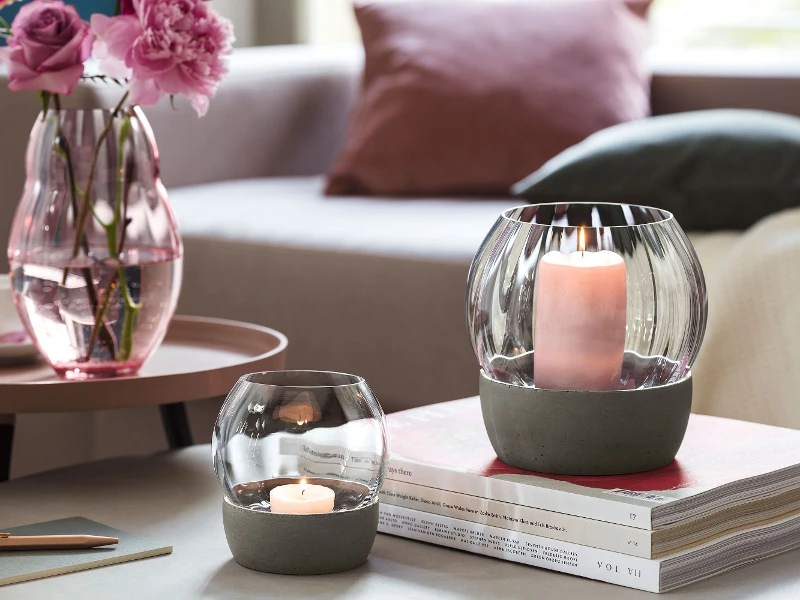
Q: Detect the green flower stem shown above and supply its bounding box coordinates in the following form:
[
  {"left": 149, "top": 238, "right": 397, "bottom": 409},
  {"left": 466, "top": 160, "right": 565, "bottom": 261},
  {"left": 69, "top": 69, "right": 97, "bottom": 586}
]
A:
[
  {"left": 84, "top": 271, "right": 118, "bottom": 361},
  {"left": 51, "top": 94, "right": 118, "bottom": 361},
  {"left": 102, "top": 113, "right": 140, "bottom": 361},
  {"left": 116, "top": 264, "right": 141, "bottom": 361},
  {"left": 87, "top": 112, "right": 140, "bottom": 362},
  {"left": 64, "top": 90, "right": 129, "bottom": 285},
  {"left": 60, "top": 92, "right": 139, "bottom": 364}
]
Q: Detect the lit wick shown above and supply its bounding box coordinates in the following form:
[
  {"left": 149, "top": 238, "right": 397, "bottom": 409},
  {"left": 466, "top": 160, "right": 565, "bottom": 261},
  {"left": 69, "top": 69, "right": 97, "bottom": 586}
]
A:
[
  {"left": 579, "top": 227, "right": 586, "bottom": 257},
  {"left": 300, "top": 478, "right": 307, "bottom": 498}
]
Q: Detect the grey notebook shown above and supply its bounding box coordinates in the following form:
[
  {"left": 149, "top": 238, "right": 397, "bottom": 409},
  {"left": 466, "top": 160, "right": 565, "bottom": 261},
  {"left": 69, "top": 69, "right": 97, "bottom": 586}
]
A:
[{"left": 0, "top": 517, "right": 172, "bottom": 587}]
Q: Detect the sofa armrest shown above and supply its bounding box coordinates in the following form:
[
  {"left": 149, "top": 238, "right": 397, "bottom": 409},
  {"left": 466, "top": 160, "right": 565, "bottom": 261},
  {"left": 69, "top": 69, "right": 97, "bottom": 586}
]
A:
[{"left": 84, "top": 45, "right": 363, "bottom": 188}]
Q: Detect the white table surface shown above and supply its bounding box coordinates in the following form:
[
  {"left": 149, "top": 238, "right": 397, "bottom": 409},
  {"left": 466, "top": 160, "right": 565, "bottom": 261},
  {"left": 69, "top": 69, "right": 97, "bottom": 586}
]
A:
[{"left": 2, "top": 446, "right": 799, "bottom": 600}]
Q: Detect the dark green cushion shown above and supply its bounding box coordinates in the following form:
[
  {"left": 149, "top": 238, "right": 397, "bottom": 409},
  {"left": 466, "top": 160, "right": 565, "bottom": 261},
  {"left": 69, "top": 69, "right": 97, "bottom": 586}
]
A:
[{"left": 512, "top": 109, "right": 800, "bottom": 230}]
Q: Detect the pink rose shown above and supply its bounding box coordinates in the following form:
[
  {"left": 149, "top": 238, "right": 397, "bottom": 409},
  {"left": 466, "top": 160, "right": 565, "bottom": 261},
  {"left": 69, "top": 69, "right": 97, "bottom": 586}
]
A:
[
  {"left": 0, "top": 0, "right": 92, "bottom": 94},
  {"left": 92, "top": 0, "right": 233, "bottom": 117}
]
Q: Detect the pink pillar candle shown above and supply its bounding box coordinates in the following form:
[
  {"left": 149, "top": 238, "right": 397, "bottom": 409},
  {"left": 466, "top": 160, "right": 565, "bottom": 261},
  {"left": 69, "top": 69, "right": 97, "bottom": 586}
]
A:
[{"left": 533, "top": 245, "right": 627, "bottom": 391}]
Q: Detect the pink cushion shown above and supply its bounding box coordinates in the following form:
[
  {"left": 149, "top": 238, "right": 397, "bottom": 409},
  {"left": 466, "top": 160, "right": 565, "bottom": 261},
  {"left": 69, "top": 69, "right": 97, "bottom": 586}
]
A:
[{"left": 325, "top": 0, "right": 652, "bottom": 196}]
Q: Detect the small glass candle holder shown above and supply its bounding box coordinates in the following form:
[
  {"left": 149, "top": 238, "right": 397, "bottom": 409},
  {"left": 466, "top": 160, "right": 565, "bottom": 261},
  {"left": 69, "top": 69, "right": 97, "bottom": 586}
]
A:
[
  {"left": 467, "top": 203, "right": 707, "bottom": 475},
  {"left": 213, "top": 370, "right": 389, "bottom": 574}
]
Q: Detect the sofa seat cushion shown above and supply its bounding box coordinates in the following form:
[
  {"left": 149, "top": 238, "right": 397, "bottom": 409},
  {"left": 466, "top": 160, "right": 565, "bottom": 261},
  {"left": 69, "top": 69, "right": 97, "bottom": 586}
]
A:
[
  {"left": 169, "top": 176, "right": 519, "bottom": 262},
  {"left": 169, "top": 176, "right": 518, "bottom": 412},
  {"left": 171, "top": 176, "right": 771, "bottom": 430}
]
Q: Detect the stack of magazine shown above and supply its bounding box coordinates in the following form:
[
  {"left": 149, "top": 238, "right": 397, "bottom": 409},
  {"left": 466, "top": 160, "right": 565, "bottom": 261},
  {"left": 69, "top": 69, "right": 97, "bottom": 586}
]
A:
[{"left": 376, "top": 398, "right": 800, "bottom": 593}]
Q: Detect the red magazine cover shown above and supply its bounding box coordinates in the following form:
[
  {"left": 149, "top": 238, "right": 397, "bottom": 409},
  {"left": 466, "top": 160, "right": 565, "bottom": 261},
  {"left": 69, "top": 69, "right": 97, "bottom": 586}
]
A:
[{"left": 388, "top": 397, "right": 800, "bottom": 497}]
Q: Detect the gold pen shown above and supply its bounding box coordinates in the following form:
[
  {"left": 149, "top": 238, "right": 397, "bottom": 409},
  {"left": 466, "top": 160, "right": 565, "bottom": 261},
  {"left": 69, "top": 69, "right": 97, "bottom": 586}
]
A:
[{"left": 0, "top": 532, "right": 119, "bottom": 550}]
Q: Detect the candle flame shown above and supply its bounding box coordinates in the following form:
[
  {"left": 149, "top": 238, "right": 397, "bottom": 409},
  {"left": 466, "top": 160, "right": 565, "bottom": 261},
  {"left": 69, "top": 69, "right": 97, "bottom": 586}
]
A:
[
  {"left": 300, "top": 478, "right": 307, "bottom": 497},
  {"left": 578, "top": 228, "right": 586, "bottom": 255},
  {"left": 297, "top": 419, "right": 307, "bottom": 426}
]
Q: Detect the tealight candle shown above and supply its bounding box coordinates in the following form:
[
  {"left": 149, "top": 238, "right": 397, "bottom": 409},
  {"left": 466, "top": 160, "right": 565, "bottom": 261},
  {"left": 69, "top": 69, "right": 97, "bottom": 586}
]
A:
[
  {"left": 269, "top": 479, "right": 335, "bottom": 514},
  {"left": 534, "top": 228, "right": 627, "bottom": 391}
]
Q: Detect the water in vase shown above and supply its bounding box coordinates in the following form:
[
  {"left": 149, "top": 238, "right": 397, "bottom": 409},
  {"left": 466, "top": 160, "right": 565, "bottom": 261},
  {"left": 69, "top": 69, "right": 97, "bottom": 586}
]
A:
[{"left": 10, "top": 249, "right": 182, "bottom": 379}]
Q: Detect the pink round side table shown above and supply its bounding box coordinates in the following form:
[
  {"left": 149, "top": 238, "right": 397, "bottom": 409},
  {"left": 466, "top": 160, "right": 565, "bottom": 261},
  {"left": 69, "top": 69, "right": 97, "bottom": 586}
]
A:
[{"left": 0, "top": 315, "right": 288, "bottom": 481}]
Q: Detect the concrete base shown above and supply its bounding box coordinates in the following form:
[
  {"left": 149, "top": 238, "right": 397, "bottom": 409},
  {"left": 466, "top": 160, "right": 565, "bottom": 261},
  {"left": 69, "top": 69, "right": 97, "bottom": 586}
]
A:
[
  {"left": 480, "top": 371, "right": 692, "bottom": 476},
  {"left": 222, "top": 499, "right": 379, "bottom": 575}
]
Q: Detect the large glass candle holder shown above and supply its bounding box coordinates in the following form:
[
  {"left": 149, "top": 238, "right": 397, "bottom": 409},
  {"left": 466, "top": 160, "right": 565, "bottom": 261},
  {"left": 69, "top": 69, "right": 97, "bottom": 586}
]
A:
[
  {"left": 467, "top": 203, "right": 707, "bottom": 475},
  {"left": 213, "top": 370, "right": 389, "bottom": 574}
]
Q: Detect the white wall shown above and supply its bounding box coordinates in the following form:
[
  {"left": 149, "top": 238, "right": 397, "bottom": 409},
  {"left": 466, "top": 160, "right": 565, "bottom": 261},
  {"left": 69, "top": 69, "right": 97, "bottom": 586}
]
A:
[
  {"left": 297, "top": 0, "right": 360, "bottom": 45},
  {"left": 212, "top": 0, "right": 299, "bottom": 47},
  {"left": 211, "top": 0, "right": 257, "bottom": 47},
  {"left": 212, "top": 0, "right": 360, "bottom": 47}
]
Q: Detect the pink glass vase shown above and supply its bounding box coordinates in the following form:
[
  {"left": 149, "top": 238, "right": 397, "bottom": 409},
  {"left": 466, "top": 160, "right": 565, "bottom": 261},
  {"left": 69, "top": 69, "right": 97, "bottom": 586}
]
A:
[{"left": 7, "top": 107, "right": 183, "bottom": 379}]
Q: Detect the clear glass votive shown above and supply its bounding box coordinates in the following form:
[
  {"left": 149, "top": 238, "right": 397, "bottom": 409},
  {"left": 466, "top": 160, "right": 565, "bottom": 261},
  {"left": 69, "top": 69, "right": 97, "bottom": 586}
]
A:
[
  {"left": 467, "top": 203, "right": 708, "bottom": 391},
  {"left": 213, "top": 370, "right": 389, "bottom": 513}
]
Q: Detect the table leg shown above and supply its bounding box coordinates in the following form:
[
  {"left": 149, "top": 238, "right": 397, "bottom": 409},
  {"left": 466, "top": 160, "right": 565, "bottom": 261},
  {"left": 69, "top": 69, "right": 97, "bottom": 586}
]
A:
[
  {"left": 160, "top": 402, "right": 194, "bottom": 449},
  {"left": 0, "top": 414, "right": 15, "bottom": 482}
]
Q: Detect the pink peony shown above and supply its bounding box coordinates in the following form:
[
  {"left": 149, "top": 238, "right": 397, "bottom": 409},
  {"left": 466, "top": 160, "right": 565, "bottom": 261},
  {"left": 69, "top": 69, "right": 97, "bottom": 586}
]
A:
[
  {"left": 0, "top": 0, "right": 92, "bottom": 94},
  {"left": 92, "top": 0, "right": 233, "bottom": 117}
]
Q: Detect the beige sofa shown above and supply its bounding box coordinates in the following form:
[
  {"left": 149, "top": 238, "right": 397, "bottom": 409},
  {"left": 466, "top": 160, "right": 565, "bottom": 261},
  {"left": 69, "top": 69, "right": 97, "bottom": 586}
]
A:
[{"left": 3, "top": 46, "right": 800, "bottom": 477}]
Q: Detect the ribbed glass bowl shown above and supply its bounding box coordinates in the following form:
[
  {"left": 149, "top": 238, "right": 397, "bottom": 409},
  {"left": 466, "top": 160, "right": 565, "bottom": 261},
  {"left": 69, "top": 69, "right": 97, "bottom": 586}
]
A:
[
  {"left": 213, "top": 370, "right": 389, "bottom": 513},
  {"left": 467, "top": 203, "right": 707, "bottom": 390}
]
